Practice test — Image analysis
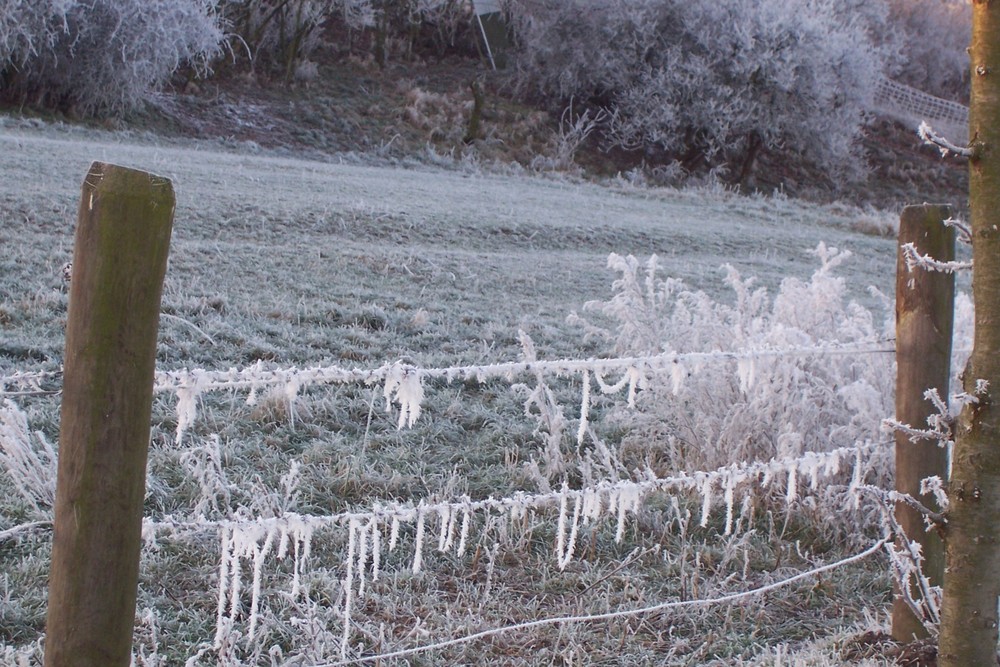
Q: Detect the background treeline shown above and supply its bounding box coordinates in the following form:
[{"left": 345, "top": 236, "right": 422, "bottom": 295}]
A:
[{"left": 0, "top": 0, "right": 971, "bottom": 180}]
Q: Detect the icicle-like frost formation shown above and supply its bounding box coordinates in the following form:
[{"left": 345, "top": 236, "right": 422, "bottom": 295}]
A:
[
  {"left": 594, "top": 367, "right": 630, "bottom": 394},
  {"left": 389, "top": 515, "right": 401, "bottom": 552},
  {"left": 412, "top": 506, "right": 426, "bottom": 573},
  {"left": 723, "top": 473, "right": 736, "bottom": 536},
  {"left": 437, "top": 505, "right": 452, "bottom": 552},
  {"left": 371, "top": 517, "right": 382, "bottom": 582},
  {"left": 614, "top": 485, "right": 642, "bottom": 542},
  {"left": 214, "top": 525, "right": 234, "bottom": 649},
  {"left": 341, "top": 520, "right": 359, "bottom": 661},
  {"left": 175, "top": 386, "right": 199, "bottom": 444},
  {"left": 383, "top": 364, "right": 424, "bottom": 429},
  {"left": 457, "top": 506, "right": 471, "bottom": 557},
  {"left": 284, "top": 376, "right": 301, "bottom": 430},
  {"left": 357, "top": 520, "right": 371, "bottom": 599},
  {"left": 582, "top": 487, "right": 602, "bottom": 523},
  {"left": 671, "top": 358, "right": 685, "bottom": 396},
  {"left": 557, "top": 493, "right": 583, "bottom": 570},
  {"left": 699, "top": 475, "right": 713, "bottom": 528},
  {"left": 555, "top": 486, "right": 568, "bottom": 564},
  {"left": 577, "top": 369, "right": 591, "bottom": 445},
  {"left": 247, "top": 526, "right": 276, "bottom": 643},
  {"left": 785, "top": 463, "right": 798, "bottom": 505}
]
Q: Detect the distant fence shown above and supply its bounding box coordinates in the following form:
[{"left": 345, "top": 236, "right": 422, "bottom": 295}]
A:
[{"left": 874, "top": 77, "right": 969, "bottom": 141}]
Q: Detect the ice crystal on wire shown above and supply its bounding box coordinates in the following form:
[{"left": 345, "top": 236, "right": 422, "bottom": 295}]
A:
[{"left": 383, "top": 364, "right": 424, "bottom": 429}]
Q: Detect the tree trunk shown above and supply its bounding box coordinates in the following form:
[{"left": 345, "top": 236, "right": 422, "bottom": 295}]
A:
[{"left": 937, "top": 1, "right": 1000, "bottom": 664}]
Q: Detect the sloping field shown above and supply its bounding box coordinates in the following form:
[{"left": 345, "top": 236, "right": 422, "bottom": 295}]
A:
[
  {"left": 0, "top": 121, "right": 912, "bottom": 665},
  {"left": 0, "top": 120, "right": 898, "bottom": 369}
]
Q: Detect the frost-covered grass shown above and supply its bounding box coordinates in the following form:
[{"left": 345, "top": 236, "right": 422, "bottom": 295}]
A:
[{"left": 0, "top": 120, "right": 954, "bottom": 664}]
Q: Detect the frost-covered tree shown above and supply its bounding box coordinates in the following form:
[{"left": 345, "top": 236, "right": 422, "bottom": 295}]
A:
[
  {"left": 0, "top": 0, "right": 223, "bottom": 116},
  {"left": 509, "top": 0, "right": 899, "bottom": 184},
  {"left": 888, "top": 0, "right": 971, "bottom": 101}
]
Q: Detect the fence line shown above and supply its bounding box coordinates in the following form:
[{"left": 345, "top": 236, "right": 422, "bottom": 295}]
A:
[
  {"left": 1, "top": 339, "right": 896, "bottom": 444},
  {"left": 139, "top": 438, "right": 889, "bottom": 661},
  {"left": 0, "top": 324, "right": 907, "bottom": 662}
]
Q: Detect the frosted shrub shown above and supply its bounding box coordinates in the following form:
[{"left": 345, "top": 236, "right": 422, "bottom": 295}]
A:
[
  {"left": 0, "top": 0, "right": 65, "bottom": 69},
  {"left": 1, "top": 0, "right": 223, "bottom": 116},
  {"left": 571, "top": 245, "right": 894, "bottom": 477},
  {"left": 509, "top": 0, "right": 897, "bottom": 183}
]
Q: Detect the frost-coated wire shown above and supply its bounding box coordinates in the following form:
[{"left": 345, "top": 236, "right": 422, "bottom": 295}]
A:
[
  {"left": 316, "top": 537, "right": 890, "bottom": 666},
  {"left": 1, "top": 340, "right": 896, "bottom": 442},
  {"left": 0, "top": 339, "right": 896, "bottom": 398},
  {"left": 143, "top": 440, "right": 886, "bottom": 539},
  {"left": 142, "top": 439, "right": 888, "bottom": 658}
]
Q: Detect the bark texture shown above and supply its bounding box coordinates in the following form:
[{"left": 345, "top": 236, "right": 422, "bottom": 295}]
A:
[{"left": 938, "top": 1, "right": 1000, "bottom": 663}]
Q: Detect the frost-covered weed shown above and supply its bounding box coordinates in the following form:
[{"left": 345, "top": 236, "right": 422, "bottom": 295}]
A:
[
  {"left": 0, "top": 399, "right": 56, "bottom": 513},
  {"left": 572, "top": 245, "right": 894, "bottom": 478}
]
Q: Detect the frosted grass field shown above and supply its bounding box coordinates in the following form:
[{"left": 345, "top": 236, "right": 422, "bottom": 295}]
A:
[{"left": 0, "top": 119, "right": 923, "bottom": 665}]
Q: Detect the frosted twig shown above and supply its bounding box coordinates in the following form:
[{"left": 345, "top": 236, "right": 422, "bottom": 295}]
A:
[
  {"left": 318, "top": 538, "right": 889, "bottom": 665},
  {"left": 900, "top": 242, "right": 972, "bottom": 274},
  {"left": 858, "top": 485, "right": 945, "bottom": 527},
  {"left": 0, "top": 520, "right": 51, "bottom": 542},
  {"left": 943, "top": 217, "right": 972, "bottom": 245},
  {"left": 160, "top": 313, "right": 217, "bottom": 346},
  {"left": 918, "top": 121, "right": 974, "bottom": 158}
]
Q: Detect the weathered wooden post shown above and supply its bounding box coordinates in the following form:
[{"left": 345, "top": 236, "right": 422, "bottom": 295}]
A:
[
  {"left": 891, "top": 203, "right": 955, "bottom": 642},
  {"left": 44, "top": 163, "right": 175, "bottom": 666}
]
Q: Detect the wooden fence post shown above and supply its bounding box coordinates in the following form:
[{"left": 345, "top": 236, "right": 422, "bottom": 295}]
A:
[
  {"left": 892, "top": 203, "right": 955, "bottom": 642},
  {"left": 44, "top": 163, "right": 175, "bottom": 666}
]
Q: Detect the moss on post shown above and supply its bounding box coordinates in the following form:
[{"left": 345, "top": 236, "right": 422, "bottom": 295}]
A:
[{"left": 44, "top": 163, "right": 174, "bottom": 667}]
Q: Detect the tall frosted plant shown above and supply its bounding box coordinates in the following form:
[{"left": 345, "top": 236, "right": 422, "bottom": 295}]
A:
[{"left": 571, "top": 245, "right": 895, "bottom": 476}]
